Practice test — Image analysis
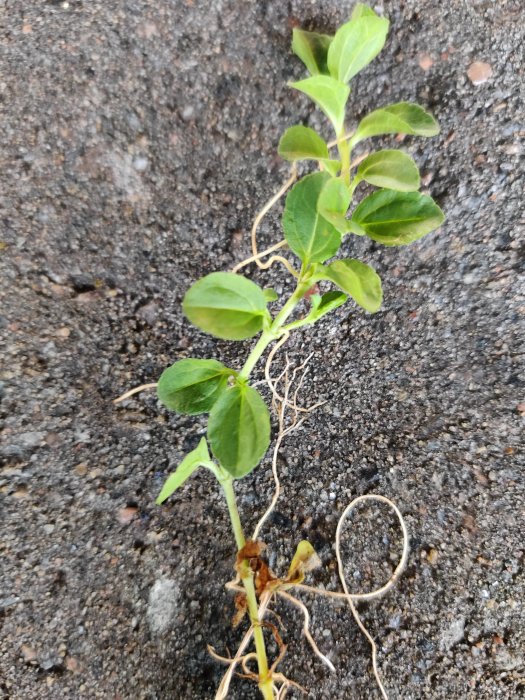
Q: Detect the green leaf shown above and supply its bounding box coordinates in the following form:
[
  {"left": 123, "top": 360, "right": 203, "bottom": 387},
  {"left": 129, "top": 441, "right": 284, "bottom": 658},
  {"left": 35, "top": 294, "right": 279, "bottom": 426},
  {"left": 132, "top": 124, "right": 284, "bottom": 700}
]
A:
[
  {"left": 351, "top": 189, "right": 445, "bottom": 246},
  {"left": 313, "top": 258, "right": 382, "bottom": 313},
  {"left": 308, "top": 290, "right": 348, "bottom": 322},
  {"left": 320, "top": 159, "right": 341, "bottom": 176},
  {"left": 352, "top": 102, "right": 440, "bottom": 146},
  {"left": 156, "top": 438, "right": 212, "bottom": 504},
  {"left": 183, "top": 272, "right": 268, "bottom": 340},
  {"left": 356, "top": 150, "right": 420, "bottom": 191},
  {"left": 207, "top": 383, "right": 270, "bottom": 478},
  {"left": 263, "top": 288, "right": 279, "bottom": 303},
  {"left": 157, "top": 358, "right": 232, "bottom": 415},
  {"left": 327, "top": 14, "right": 389, "bottom": 83},
  {"left": 282, "top": 172, "right": 342, "bottom": 264},
  {"left": 278, "top": 125, "right": 329, "bottom": 162},
  {"left": 292, "top": 29, "right": 333, "bottom": 75},
  {"left": 351, "top": 3, "right": 378, "bottom": 19},
  {"left": 317, "top": 177, "right": 351, "bottom": 234},
  {"left": 290, "top": 75, "right": 349, "bottom": 134}
]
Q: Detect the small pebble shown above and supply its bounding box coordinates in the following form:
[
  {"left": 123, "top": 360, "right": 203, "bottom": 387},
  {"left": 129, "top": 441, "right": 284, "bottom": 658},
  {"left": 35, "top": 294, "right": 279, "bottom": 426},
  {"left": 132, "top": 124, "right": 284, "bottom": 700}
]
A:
[
  {"left": 21, "top": 645, "right": 37, "bottom": 664},
  {"left": 133, "top": 156, "right": 149, "bottom": 172},
  {"left": 467, "top": 61, "right": 493, "bottom": 85},
  {"left": 117, "top": 506, "right": 138, "bottom": 524},
  {"left": 418, "top": 53, "right": 434, "bottom": 70}
]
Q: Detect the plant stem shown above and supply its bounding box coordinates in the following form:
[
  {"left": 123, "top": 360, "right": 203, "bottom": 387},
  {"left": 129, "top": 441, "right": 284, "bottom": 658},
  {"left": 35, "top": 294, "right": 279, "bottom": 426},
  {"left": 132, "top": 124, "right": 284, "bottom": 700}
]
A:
[
  {"left": 239, "top": 330, "right": 275, "bottom": 380},
  {"left": 222, "top": 475, "right": 245, "bottom": 549},
  {"left": 220, "top": 277, "right": 313, "bottom": 698},
  {"left": 239, "top": 278, "right": 312, "bottom": 380},
  {"left": 243, "top": 573, "right": 274, "bottom": 700},
  {"left": 338, "top": 129, "right": 351, "bottom": 186},
  {"left": 221, "top": 477, "right": 274, "bottom": 699},
  {"left": 348, "top": 176, "right": 360, "bottom": 199}
]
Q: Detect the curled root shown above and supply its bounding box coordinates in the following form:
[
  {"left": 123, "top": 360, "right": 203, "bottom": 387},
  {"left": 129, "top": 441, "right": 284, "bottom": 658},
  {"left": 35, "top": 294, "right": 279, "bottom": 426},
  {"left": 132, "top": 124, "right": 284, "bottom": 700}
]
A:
[{"left": 232, "top": 166, "right": 297, "bottom": 275}]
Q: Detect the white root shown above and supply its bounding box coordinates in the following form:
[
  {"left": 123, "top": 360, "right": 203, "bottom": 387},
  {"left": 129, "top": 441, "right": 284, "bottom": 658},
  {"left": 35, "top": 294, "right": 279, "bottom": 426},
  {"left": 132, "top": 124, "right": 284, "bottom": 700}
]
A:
[
  {"left": 113, "top": 382, "right": 158, "bottom": 404},
  {"left": 333, "top": 495, "right": 409, "bottom": 699},
  {"left": 264, "top": 337, "right": 326, "bottom": 415},
  {"left": 277, "top": 590, "right": 336, "bottom": 673},
  {"left": 253, "top": 353, "right": 315, "bottom": 541},
  {"left": 231, "top": 165, "right": 297, "bottom": 275}
]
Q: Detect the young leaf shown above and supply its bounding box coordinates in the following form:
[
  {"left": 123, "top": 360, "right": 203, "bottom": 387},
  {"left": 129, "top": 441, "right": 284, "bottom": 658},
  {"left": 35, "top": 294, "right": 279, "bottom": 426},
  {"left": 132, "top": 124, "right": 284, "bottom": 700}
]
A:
[
  {"left": 351, "top": 3, "right": 378, "bottom": 19},
  {"left": 287, "top": 540, "right": 321, "bottom": 584},
  {"left": 157, "top": 358, "right": 232, "bottom": 415},
  {"left": 317, "top": 177, "right": 351, "bottom": 234},
  {"left": 313, "top": 258, "right": 382, "bottom": 313},
  {"left": 278, "top": 125, "right": 329, "bottom": 162},
  {"left": 351, "top": 189, "right": 445, "bottom": 246},
  {"left": 352, "top": 102, "right": 440, "bottom": 145},
  {"left": 183, "top": 272, "right": 268, "bottom": 340},
  {"left": 356, "top": 149, "right": 420, "bottom": 191},
  {"left": 282, "top": 172, "right": 342, "bottom": 265},
  {"left": 320, "top": 159, "right": 342, "bottom": 176},
  {"left": 156, "top": 438, "right": 213, "bottom": 504},
  {"left": 306, "top": 290, "right": 348, "bottom": 323},
  {"left": 207, "top": 383, "right": 270, "bottom": 478},
  {"left": 289, "top": 75, "right": 349, "bottom": 134},
  {"left": 327, "top": 14, "right": 389, "bottom": 83},
  {"left": 292, "top": 29, "right": 333, "bottom": 76},
  {"left": 263, "top": 288, "right": 279, "bottom": 303}
]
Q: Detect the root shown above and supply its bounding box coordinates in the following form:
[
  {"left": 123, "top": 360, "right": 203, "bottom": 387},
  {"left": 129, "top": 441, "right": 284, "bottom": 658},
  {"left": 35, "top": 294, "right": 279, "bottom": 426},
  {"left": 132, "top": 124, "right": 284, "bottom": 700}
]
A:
[
  {"left": 252, "top": 357, "right": 409, "bottom": 700},
  {"left": 254, "top": 352, "right": 320, "bottom": 541},
  {"left": 231, "top": 165, "right": 298, "bottom": 275},
  {"left": 327, "top": 132, "right": 354, "bottom": 148},
  {"left": 295, "top": 496, "right": 408, "bottom": 603},
  {"left": 277, "top": 590, "right": 336, "bottom": 673},
  {"left": 273, "top": 674, "right": 308, "bottom": 697},
  {"left": 214, "top": 338, "right": 409, "bottom": 700},
  {"left": 332, "top": 495, "right": 409, "bottom": 699},
  {"left": 113, "top": 382, "right": 158, "bottom": 404},
  {"left": 264, "top": 337, "right": 326, "bottom": 415},
  {"left": 289, "top": 495, "right": 409, "bottom": 699},
  {"left": 232, "top": 240, "right": 287, "bottom": 273}
]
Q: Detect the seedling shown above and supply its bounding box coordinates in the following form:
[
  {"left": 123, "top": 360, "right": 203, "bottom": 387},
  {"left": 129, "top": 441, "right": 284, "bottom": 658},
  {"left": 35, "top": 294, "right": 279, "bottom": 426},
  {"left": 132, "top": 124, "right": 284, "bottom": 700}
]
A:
[{"left": 116, "top": 6, "right": 444, "bottom": 698}]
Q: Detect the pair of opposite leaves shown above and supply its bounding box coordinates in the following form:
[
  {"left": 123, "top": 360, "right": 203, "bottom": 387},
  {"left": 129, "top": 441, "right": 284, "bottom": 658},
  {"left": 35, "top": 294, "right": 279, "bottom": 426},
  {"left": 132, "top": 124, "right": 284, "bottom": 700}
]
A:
[{"left": 157, "top": 358, "right": 269, "bottom": 481}]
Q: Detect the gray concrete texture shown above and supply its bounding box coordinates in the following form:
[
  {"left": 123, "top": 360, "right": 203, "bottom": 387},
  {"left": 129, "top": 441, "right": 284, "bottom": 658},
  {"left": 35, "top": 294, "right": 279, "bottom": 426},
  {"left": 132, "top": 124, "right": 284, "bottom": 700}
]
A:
[{"left": 0, "top": 1, "right": 524, "bottom": 698}]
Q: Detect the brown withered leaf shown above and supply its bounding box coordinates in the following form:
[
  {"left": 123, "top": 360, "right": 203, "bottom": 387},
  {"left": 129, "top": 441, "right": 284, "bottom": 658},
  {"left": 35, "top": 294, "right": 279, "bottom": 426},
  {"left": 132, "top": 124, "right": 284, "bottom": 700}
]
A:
[
  {"left": 254, "top": 559, "right": 276, "bottom": 597},
  {"left": 236, "top": 540, "right": 263, "bottom": 570},
  {"left": 235, "top": 539, "right": 278, "bottom": 597},
  {"left": 232, "top": 592, "right": 247, "bottom": 628}
]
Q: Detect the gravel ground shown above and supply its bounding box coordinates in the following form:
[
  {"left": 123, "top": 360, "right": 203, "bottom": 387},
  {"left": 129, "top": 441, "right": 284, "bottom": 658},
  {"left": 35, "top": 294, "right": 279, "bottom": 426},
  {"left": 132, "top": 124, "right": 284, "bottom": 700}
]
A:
[{"left": 1, "top": 1, "right": 524, "bottom": 699}]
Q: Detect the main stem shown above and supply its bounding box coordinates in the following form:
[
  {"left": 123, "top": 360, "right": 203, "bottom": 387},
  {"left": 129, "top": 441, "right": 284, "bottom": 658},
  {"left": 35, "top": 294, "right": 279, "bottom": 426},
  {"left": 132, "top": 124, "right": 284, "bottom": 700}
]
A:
[
  {"left": 220, "top": 277, "right": 312, "bottom": 699},
  {"left": 239, "top": 276, "right": 312, "bottom": 380},
  {"left": 338, "top": 129, "right": 351, "bottom": 186},
  {"left": 221, "top": 477, "right": 274, "bottom": 700}
]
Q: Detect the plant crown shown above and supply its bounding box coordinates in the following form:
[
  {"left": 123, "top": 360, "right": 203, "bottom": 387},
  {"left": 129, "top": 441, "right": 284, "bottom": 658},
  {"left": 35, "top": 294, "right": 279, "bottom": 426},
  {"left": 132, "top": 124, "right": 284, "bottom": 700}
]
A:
[{"left": 156, "top": 3, "right": 444, "bottom": 500}]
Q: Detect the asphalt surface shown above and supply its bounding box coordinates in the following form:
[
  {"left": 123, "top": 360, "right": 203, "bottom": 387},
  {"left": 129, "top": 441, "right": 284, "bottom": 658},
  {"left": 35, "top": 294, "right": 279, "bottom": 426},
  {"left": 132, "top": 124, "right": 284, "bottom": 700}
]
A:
[{"left": 1, "top": 1, "right": 524, "bottom": 698}]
